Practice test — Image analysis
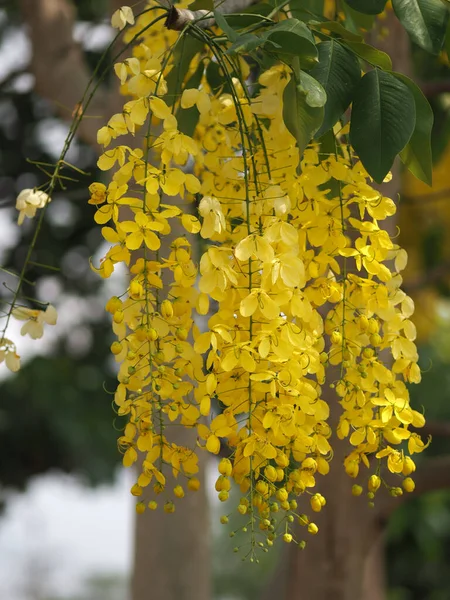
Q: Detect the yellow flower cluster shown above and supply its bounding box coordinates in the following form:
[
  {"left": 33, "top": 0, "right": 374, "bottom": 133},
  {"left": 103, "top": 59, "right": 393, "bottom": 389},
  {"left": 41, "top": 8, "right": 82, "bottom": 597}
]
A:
[{"left": 88, "top": 4, "right": 427, "bottom": 552}]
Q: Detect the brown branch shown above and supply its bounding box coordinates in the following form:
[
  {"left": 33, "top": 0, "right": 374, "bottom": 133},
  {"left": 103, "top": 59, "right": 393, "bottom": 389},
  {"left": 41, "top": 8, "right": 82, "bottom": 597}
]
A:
[
  {"left": 18, "top": 0, "right": 118, "bottom": 149},
  {"left": 165, "top": 0, "right": 257, "bottom": 31}
]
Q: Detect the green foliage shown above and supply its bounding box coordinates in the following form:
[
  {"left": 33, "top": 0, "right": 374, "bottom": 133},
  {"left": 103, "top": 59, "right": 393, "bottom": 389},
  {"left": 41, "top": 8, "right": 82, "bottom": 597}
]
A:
[
  {"left": 213, "top": 1, "right": 439, "bottom": 185},
  {"left": 350, "top": 70, "right": 416, "bottom": 183},
  {"left": 311, "top": 40, "right": 361, "bottom": 137},
  {"left": 396, "top": 73, "right": 434, "bottom": 185},
  {"left": 283, "top": 69, "right": 325, "bottom": 155},
  {"left": 392, "top": 0, "right": 449, "bottom": 54},
  {"left": 344, "top": 0, "right": 387, "bottom": 15}
]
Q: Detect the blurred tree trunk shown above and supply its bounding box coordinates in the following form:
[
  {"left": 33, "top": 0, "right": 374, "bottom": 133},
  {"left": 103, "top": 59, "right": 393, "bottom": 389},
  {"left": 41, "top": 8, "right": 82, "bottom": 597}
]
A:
[
  {"left": 131, "top": 429, "right": 211, "bottom": 600},
  {"left": 18, "top": 3, "right": 211, "bottom": 600},
  {"left": 261, "top": 14, "right": 411, "bottom": 600}
]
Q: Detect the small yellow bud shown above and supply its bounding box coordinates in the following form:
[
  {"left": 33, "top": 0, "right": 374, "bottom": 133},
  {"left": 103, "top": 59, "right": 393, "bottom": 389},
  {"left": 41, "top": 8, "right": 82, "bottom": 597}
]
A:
[
  {"left": 283, "top": 533, "right": 293, "bottom": 543},
  {"left": 113, "top": 310, "right": 124, "bottom": 324},
  {"left": 135, "top": 502, "right": 146, "bottom": 514},
  {"left": 358, "top": 315, "right": 369, "bottom": 331},
  {"left": 298, "top": 540, "right": 307, "bottom": 550},
  {"left": 402, "top": 477, "right": 415, "bottom": 493},
  {"left": 111, "top": 341, "right": 122, "bottom": 355},
  {"left": 174, "top": 485, "right": 185, "bottom": 498},
  {"left": 368, "top": 475, "right": 381, "bottom": 493},
  {"left": 264, "top": 465, "right": 278, "bottom": 482},
  {"left": 362, "top": 347, "right": 374, "bottom": 359},
  {"left": 275, "top": 453, "right": 289, "bottom": 468},
  {"left": 310, "top": 494, "right": 323, "bottom": 512},
  {"left": 368, "top": 318, "right": 379, "bottom": 334},
  {"left": 308, "top": 523, "right": 319, "bottom": 535},
  {"left": 147, "top": 328, "right": 158, "bottom": 341},
  {"left": 256, "top": 480, "right": 269, "bottom": 495},
  {"left": 276, "top": 488, "right": 288, "bottom": 503},
  {"left": 188, "top": 477, "right": 200, "bottom": 491},
  {"left": 270, "top": 502, "right": 279, "bottom": 513},
  {"left": 148, "top": 501, "right": 158, "bottom": 510},
  {"left": 106, "top": 296, "right": 122, "bottom": 313},
  {"left": 237, "top": 503, "right": 248, "bottom": 514},
  {"left": 301, "top": 458, "right": 318, "bottom": 472},
  {"left": 176, "top": 328, "right": 188, "bottom": 341},
  {"left": 218, "top": 458, "right": 233, "bottom": 477},
  {"left": 218, "top": 490, "right": 229, "bottom": 502},
  {"left": 298, "top": 514, "right": 309, "bottom": 526},
  {"left": 129, "top": 280, "right": 144, "bottom": 299},
  {"left": 131, "top": 484, "right": 143, "bottom": 497},
  {"left": 276, "top": 468, "right": 285, "bottom": 482},
  {"left": 369, "top": 333, "right": 382, "bottom": 346},
  {"left": 215, "top": 475, "right": 231, "bottom": 492},
  {"left": 220, "top": 515, "right": 229, "bottom": 524},
  {"left": 290, "top": 500, "right": 298, "bottom": 510},
  {"left": 352, "top": 485, "right": 363, "bottom": 497},
  {"left": 164, "top": 501, "right": 175, "bottom": 513},
  {"left": 161, "top": 299, "right": 174, "bottom": 319},
  {"left": 331, "top": 330, "right": 342, "bottom": 345},
  {"left": 402, "top": 457, "right": 416, "bottom": 476}
]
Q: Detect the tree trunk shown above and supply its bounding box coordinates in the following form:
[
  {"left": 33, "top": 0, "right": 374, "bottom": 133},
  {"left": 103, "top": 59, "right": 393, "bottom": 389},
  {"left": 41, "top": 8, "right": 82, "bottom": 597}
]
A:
[
  {"left": 131, "top": 427, "right": 211, "bottom": 600},
  {"left": 264, "top": 13, "right": 411, "bottom": 600}
]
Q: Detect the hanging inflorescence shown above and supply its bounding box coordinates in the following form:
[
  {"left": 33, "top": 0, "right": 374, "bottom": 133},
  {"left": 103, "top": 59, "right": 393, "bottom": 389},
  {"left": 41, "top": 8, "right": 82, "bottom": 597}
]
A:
[{"left": 4, "top": 2, "right": 428, "bottom": 557}]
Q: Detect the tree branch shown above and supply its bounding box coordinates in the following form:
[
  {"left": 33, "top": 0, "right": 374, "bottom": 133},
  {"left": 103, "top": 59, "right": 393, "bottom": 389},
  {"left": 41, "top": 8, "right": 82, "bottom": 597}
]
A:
[
  {"left": 165, "top": 0, "right": 257, "bottom": 30},
  {"left": 18, "top": 0, "right": 118, "bottom": 149}
]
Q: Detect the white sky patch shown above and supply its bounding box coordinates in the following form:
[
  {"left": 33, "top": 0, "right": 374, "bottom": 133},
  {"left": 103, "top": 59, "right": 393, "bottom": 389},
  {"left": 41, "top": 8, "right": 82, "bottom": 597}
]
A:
[{"left": 0, "top": 471, "right": 134, "bottom": 600}]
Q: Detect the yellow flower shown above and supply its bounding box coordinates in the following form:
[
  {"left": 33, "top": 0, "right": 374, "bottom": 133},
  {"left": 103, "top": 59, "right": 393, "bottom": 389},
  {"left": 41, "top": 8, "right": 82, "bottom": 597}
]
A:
[
  {"left": 12, "top": 304, "right": 57, "bottom": 339},
  {"left": 111, "top": 6, "right": 135, "bottom": 30},
  {"left": 16, "top": 188, "right": 50, "bottom": 225}
]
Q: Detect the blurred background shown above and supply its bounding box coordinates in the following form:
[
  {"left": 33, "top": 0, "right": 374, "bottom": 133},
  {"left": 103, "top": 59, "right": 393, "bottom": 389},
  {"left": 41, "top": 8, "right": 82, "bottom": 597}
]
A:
[{"left": 1, "top": 1, "right": 450, "bottom": 599}]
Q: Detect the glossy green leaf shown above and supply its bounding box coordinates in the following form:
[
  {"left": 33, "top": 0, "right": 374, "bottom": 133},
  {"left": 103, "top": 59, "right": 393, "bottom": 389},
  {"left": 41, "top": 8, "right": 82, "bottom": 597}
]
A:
[
  {"left": 311, "top": 20, "right": 363, "bottom": 42},
  {"left": 394, "top": 73, "right": 434, "bottom": 185},
  {"left": 226, "top": 33, "right": 264, "bottom": 55},
  {"left": 343, "top": 40, "right": 392, "bottom": 70},
  {"left": 263, "top": 19, "right": 318, "bottom": 59},
  {"left": 344, "top": 0, "right": 387, "bottom": 14},
  {"left": 289, "top": 0, "right": 325, "bottom": 22},
  {"left": 165, "top": 36, "right": 204, "bottom": 107},
  {"left": 176, "top": 60, "right": 204, "bottom": 137},
  {"left": 224, "top": 5, "right": 273, "bottom": 29},
  {"left": 283, "top": 73, "right": 324, "bottom": 156},
  {"left": 341, "top": 3, "right": 376, "bottom": 31},
  {"left": 311, "top": 40, "right": 361, "bottom": 136},
  {"left": 392, "top": 0, "right": 449, "bottom": 54},
  {"left": 350, "top": 69, "right": 416, "bottom": 183},
  {"left": 214, "top": 11, "right": 238, "bottom": 41}
]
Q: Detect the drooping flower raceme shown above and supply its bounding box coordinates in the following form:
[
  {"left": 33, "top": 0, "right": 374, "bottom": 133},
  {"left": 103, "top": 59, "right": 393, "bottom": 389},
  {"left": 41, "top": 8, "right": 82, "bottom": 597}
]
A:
[{"left": 84, "top": 2, "right": 427, "bottom": 555}]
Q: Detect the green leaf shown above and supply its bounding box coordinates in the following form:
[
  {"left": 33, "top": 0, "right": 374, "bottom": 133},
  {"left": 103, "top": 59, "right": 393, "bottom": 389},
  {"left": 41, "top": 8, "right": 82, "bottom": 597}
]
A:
[
  {"left": 394, "top": 73, "right": 434, "bottom": 185},
  {"left": 289, "top": 0, "right": 325, "bottom": 22},
  {"left": 214, "top": 11, "right": 239, "bottom": 41},
  {"left": 283, "top": 72, "right": 325, "bottom": 156},
  {"left": 350, "top": 69, "right": 416, "bottom": 183},
  {"left": 224, "top": 5, "right": 273, "bottom": 29},
  {"left": 343, "top": 40, "right": 392, "bottom": 70},
  {"left": 392, "top": 0, "right": 449, "bottom": 54},
  {"left": 176, "top": 60, "right": 205, "bottom": 137},
  {"left": 226, "top": 33, "right": 264, "bottom": 55},
  {"left": 311, "top": 20, "right": 363, "bottom": 42},
  {"left": 263, "top": 18, "right": 318, "bottom": 60},
  {"left": 311, "top": 40, "right": 361, "bottom": 136},
  {"left": 344, "top": 0, "right": 387, "bottom": 14},
  {"left": 341, "top": 3, "right": 376, "bottom": 31},
  {"left": 298, "top": 71, "right": 327, "bottom": 107},
  {"left": 165, "top": 36, "right": 203, "bottom": 107},
  {"left": 206, "top": 61, "right": 230, "bottom": 95}
]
